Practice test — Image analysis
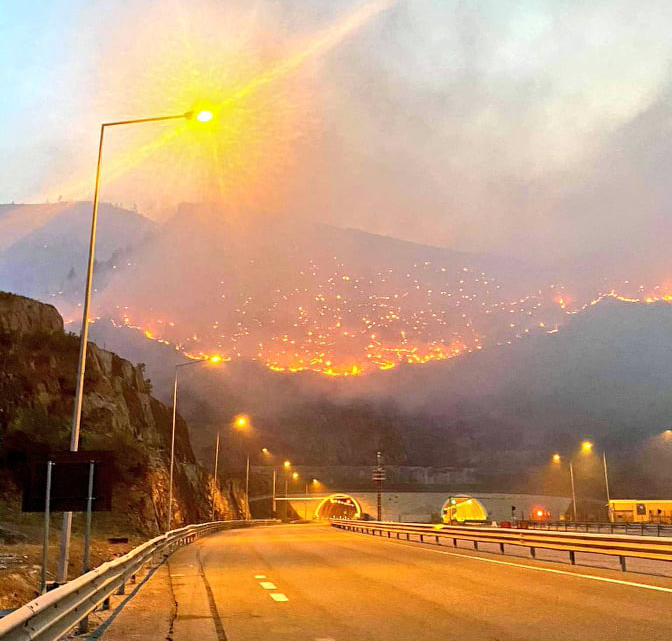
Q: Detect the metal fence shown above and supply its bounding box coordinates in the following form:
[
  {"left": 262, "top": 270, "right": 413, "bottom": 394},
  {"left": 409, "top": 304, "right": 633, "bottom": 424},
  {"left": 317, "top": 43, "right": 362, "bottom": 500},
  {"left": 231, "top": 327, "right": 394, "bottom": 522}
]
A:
[
  {"left": 332, "top": 519, "right": 672, "bottom": 573},
  {"left": 0, "top": 519, "right": 277, "bottom": 641},
  {"left": 526, "top": 520, "right": 672, "bottom": 537}
]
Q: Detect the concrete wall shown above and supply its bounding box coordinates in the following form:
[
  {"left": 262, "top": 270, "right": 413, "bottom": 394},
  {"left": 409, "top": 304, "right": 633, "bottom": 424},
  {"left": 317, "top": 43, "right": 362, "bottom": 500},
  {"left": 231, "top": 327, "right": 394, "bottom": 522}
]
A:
[{"left": 288, "top": 491, "right": 572, "bottom": 522}]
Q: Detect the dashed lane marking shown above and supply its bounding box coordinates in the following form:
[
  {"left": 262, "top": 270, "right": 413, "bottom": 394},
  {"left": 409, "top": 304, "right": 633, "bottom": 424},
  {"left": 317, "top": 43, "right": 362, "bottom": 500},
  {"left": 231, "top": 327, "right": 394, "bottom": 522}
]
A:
[
  {"left": 254, "top": 574, "right": 266, "bottom": 579},
  {"left": 270, "top": 593, "right": 289, "bottom": 602},
  {"left": 260, "top": 581, "right": 277, "bottom": 590}
]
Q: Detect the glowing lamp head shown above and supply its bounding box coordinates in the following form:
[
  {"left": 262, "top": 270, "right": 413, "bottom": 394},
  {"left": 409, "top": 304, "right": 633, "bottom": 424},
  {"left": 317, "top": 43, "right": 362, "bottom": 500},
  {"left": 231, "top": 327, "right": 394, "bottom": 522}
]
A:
[
  {"left": 196, "top": 109, "right": 213, "bottom": 122},
  {"left": 536, "top": 509, "right": 544, "bottom": 517},
  {"left": 261, "top": 447, "right": 269, "bottom": 454},
  {"left": 552, "top": 453, "right": 561, "bottom": 463},
  {"left": 283, "top": 460, "right": 291, "bottom": 469},
  {"left": 581, "top": 440, "right": 593, "bottom": 453},
  {"left": 209, "top": 355, "right": 222, "bottom": 363},
  {"left": 233, "top": 414, "right": 249, "bottom": 430},
  {"left": 292, "top": 472, "right": 299, "bottom": 480}
]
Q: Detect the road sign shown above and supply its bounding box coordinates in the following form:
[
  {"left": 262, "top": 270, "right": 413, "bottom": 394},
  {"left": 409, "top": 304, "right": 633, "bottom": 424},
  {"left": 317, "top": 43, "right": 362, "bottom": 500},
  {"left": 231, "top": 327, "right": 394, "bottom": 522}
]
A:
[{"left": 22, "top": 451, "right": 114, "bottom": 512}]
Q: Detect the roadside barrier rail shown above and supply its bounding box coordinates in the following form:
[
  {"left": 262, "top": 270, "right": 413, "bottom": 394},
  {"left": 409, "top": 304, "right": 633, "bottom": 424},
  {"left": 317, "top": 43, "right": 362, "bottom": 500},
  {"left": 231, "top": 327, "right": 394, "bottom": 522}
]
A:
[
  {"left": 0, "top": 519, "right": 277, "bottom": 641},
  {"left": 331, "top": 519, "right": 672, "bottom": 573},
  {"left": 526, "top": 520, "right": 672, "bottom": 537}
]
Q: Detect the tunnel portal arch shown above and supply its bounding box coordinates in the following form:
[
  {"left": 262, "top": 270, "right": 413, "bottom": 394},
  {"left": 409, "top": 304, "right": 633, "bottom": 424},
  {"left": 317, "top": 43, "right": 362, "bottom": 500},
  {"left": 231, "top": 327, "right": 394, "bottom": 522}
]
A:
[
  {"left": 314, "top": 493, "right": 362, "bottom": 520},
  {"left": 441, "top": 495, "right": 488, "bottom": 523}
]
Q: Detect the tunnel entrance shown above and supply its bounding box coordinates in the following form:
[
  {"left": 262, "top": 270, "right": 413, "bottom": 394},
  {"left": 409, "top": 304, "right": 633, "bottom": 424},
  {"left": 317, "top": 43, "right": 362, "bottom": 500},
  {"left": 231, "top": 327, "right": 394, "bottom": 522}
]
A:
[
  {"left": 314, "top": 494, "right": 362, "bottom": 520},
  {"left": 441, "top": 495, "right": 488, "bottom": 523}
]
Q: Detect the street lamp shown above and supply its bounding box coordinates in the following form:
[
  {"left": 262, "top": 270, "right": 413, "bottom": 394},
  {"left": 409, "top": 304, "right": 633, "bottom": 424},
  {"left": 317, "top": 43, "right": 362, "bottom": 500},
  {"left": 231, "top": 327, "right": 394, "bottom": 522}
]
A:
[
  {"left": 58, "top": 106, "right": 215, "bottom": 583},
  {"left": 283, "top": 460, "right": 291, "bottom": 496},
  {"left": 232, "top": 414, "right": 251, "bottom": 500},
  {"left": 169, "top": 355, "right": 222, "bottom": 531},
  {"left": 552, "top": 440, "right": 611, "bottom": 522}
]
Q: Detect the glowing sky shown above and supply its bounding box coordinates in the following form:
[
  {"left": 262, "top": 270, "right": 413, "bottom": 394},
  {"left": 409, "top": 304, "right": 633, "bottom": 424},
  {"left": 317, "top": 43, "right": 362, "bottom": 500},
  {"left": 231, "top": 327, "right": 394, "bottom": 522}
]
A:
[{"left": 3, "top": 0, "right": 672, "bottom": 262}]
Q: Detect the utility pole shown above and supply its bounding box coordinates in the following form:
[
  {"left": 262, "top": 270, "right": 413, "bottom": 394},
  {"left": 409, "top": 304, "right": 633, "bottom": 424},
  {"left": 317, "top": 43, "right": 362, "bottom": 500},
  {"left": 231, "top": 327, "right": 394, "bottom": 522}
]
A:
[{"left": 372, "top": 451, "right": 385, "bottom": 521}]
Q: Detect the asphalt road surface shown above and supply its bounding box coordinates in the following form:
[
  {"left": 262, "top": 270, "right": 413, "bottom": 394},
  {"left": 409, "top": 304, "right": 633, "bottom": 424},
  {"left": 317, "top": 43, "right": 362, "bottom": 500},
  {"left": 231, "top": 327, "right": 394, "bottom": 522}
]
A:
[{"left": 100, "top": 523, "right": 672, "bottom": 641}]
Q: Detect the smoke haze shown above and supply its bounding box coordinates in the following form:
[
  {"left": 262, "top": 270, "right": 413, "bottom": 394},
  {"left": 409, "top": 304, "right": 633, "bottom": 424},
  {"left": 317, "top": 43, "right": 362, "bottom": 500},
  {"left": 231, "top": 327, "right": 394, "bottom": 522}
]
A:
[{"left": 3, "top": 0, "right": 672, "bottom": 265}]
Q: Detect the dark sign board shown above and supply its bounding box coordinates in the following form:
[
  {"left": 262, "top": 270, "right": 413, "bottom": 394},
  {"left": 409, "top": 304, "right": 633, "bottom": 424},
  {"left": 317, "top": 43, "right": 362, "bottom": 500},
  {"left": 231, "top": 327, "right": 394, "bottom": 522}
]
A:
[{"left": 22, "top": 451, "right": 114, "bottom": 512}]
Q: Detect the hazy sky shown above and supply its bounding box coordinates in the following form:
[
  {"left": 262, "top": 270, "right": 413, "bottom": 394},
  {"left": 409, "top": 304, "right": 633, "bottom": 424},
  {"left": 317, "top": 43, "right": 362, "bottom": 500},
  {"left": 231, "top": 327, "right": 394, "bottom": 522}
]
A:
[{"left": 2, "top": 0, "right": 672, "bottom": 262}]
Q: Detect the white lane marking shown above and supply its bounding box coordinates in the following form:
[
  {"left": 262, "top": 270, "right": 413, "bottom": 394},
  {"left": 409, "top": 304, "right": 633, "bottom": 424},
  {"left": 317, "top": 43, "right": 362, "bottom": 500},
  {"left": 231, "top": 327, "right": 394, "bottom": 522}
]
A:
[
  {"left": 381, "top": 539, "right": 672, "bottom": 594},
  {"left": 170, "top": 574, "right": 185, "bottom": 577},
  {"left": 315, "top": 638, "right": 336, "bottom": 640},
  {"left": 254, "top": 574, "right": 266, "bottom": 579},
  {"left": 270, "top": 593, "right": 289, "bottom": 601},
  {"left": 260, "top": 581, "right": 277, "bottom": 589}
]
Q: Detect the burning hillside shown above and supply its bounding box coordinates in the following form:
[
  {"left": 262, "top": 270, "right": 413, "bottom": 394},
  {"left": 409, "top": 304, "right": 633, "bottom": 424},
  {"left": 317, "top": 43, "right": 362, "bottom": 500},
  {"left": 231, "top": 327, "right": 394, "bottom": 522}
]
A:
[{"left": 49, "top": 206, "right": 672, "bottom": 376}]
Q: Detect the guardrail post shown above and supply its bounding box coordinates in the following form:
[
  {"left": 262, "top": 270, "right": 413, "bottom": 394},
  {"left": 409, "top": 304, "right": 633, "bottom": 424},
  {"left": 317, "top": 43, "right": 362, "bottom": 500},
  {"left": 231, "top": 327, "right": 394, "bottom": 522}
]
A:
[
  {"left": 406, "top": 532, "right": 410, "bottom": 541},
  {"left": 78, "top": 615, "right": 89, "bottom": 634},
  {"left": 131, "top": 573, "right": 137, "bottom": 584},
  {"left": 530, "top": 547, "right": 536, "bottom": 558},
  {"left": 473, "top": 541, "right": 478, "bottom": 551},
  {"left": 420, "top": 534, "right": 424, "bottom": 542},
  {"left": 453, "top": 538, "right": 457, "bottom": 547},
  {"left": 619, "top": 556, "right": 626, "bottom": 571},
  {"left": 102, "top": 596, "right": 111, "bottom": 610},
  {"left": 117, "top": 580, "right": 126, "bottom": 595},
  {"left": 499, "top": 542, "right": 505, "bottom": 554},
  {"left": 435, "top": 535, "right": 440, "bottom": 544},
  {"left": 569, "top": 551, "right": 575, "bottom": 565}
]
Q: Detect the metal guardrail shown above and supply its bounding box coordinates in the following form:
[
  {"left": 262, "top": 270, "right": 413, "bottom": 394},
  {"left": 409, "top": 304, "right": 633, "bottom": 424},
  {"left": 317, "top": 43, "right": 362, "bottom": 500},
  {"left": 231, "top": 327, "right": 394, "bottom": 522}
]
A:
[
  {"left": 527, "top": 520, "right": 672, "bottom": 537},
  {"left": 0, "top": 519, "right": 277, "bottom": 641},
  {"left": 331, "top": 520, "right": 672, "bottom": 573}
]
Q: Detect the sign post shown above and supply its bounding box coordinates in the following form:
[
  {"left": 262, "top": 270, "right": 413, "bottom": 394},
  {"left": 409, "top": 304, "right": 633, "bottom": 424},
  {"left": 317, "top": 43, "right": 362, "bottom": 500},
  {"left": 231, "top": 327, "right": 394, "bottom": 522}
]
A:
[
  {"left": 40, "top": 461, "right": 54, "bottom": 594},
  {"left": 372, "top": 451, "right": 386, "bottom": 521}
]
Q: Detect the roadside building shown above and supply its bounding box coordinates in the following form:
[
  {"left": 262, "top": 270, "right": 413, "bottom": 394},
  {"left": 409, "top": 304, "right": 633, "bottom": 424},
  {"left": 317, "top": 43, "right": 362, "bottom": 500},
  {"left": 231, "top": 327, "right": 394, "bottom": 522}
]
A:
[{"left": 609, "top": 499, "right": 672, "bottom": 523}]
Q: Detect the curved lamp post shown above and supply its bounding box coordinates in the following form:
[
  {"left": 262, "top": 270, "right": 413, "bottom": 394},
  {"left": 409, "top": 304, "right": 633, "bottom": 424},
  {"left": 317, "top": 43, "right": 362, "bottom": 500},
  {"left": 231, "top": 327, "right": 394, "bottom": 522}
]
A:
[{"left": 57, "top": 107, "right": 214, "bottom": 583}]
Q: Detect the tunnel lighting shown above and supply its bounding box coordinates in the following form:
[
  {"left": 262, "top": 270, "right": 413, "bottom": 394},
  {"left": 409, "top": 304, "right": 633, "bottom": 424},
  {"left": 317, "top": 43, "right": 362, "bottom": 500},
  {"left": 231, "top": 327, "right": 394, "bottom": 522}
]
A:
[
  {"left": 209, "top": 355, "right": 223, "bottom": 363},
  {"left": 233, "top": 414, "right": 250, "bottom": 429},
  {"left": 283, "top": 460, "right": 291, "bottom": 468},
  {"left": 292, "top": 472, "right": 299, "bottom": 480},
  {"left": 196, "top": 109, "right": 213, "bottom": 122},
  {"left": 552, "top": 453, "right": 561, "bottom": 463},
  {"left": 581, "top": 440, "right": 593, "bottom": 452},
  {"left": 261, "top": 447, "right": 269, "bottom": 454}
]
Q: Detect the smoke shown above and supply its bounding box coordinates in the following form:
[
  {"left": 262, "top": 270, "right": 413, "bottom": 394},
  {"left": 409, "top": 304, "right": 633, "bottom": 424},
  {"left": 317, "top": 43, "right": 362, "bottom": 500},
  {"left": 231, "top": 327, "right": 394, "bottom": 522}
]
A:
[{"left": 4, "top": 0, "right": 672, "bottom": 268}]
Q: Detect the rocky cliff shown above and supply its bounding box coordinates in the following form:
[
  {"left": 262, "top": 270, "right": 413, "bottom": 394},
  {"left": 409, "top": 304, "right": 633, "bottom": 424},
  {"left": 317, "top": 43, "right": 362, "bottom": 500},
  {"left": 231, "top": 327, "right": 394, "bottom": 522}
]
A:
[{"left": 0, "top": 291, "right": 249, "bottom": 535}]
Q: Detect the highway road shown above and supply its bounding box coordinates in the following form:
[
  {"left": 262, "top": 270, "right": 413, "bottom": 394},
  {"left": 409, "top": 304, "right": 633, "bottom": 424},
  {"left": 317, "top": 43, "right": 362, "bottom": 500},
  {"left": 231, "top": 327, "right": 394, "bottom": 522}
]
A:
[{"left": 100, "top": 523, "right": 672, "bottom": 641}]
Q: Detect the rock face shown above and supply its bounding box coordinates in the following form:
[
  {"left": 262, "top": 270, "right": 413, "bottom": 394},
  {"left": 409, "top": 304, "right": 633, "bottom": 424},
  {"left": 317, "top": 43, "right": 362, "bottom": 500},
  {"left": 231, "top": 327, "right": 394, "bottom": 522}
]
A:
[
  {"left": 0, "top": 292, "right": 63, "bottom": 335},
  {"left": 0, "top": 291, "right": 249, "bottom": 535}
]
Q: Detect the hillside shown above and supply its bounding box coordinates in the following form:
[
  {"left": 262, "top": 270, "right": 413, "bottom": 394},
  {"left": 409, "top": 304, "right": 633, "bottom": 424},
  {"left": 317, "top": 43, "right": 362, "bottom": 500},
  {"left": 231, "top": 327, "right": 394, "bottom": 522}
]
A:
[
  {"left": 0, "top": 202, "right": 155, "bottom": 301},
  {"left": 0, "top": 291, "right": 248, "bottom": 539},
  {"left": 89, "top": 297, "right": 672, "bottom": 498}
]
